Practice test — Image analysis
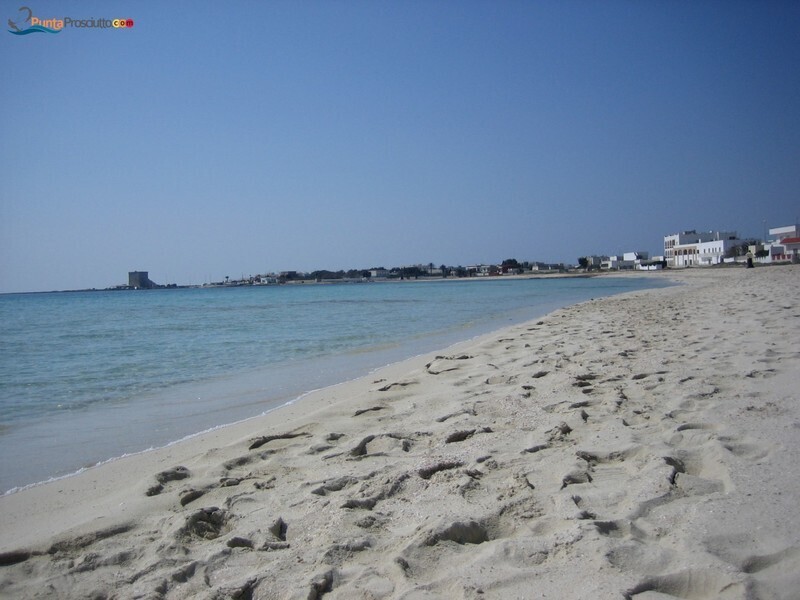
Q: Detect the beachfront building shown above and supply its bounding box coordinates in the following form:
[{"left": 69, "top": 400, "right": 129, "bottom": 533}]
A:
[
  {"left": 762, "top": 225, "right": 800, "bottom": 263},
  {"left": 422, "top": 265, "right": 444, "bottom": 276},
  {"left": 530, "top": 262, "right": 564, "bottom": 272},
  {"left": 583, "top": 256, "right": 606, "bottom": 269},
  {"left": 621, "top": 252, "right": 665, "bottom": 270},
  {"left": 621, "top": 251, "right": 651, "bottom": 269},
  {"left": 466, "top": 264, "right": 499, "bottom": 276},
  {"left": 664, "top": 231, "right": 739, "bottom": 267},
  {"left": 781, "top": 237, "right": 800, "bottom": 262},
  {"left": 601, "top": 256, "right": 620, "bottom": 270},
  {"left": 595, "top": 252, "right": 652, "bottom": 271},
  {"left": 636, "top": 259, "right": 664, "bottom": 271},
  {"left": 770, "top": 225, "right": 798, "bottom": 241},
  {"left": 674, "top": 237, "right": 740, "bottom": 267}
]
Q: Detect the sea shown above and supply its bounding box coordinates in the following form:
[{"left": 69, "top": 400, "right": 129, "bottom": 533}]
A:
[{"left": 0, "top": 276, "right": 670, "bottom": 494}]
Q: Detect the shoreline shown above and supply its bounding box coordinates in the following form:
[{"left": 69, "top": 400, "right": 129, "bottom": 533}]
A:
[
  {"left": 1, "top": 281, "right": 630, "bottom": 498},
  {"left": 1, "top": 274, "right": 672, "bottom": 495},
  {"left": 2, "top": 265, "right": 798, "bottom": 599}
]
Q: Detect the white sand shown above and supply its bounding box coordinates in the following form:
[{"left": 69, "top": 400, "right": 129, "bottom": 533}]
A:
[{"left": 1, "top": 265, "right": 799, "bottom": 599}]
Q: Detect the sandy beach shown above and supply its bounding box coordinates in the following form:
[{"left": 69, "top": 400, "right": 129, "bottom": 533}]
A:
[{"left": 1, "top": 265, "right": 799, "bottom": 600}]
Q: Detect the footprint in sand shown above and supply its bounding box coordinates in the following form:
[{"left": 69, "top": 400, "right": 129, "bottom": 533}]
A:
[
  {"left": 146, "top": 465, "right": 191, "bottom": 496},
  {"left": 178, "top": 507, "right": 231, "bottom": 542}
]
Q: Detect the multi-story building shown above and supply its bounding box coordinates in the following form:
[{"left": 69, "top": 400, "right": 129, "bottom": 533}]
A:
[
  {"left": 594, "top": 252, "right": 652, "bottom": 270},
  {"left": 764, "top": 225, "right": 800, "bottom": 263},
  {"left": 663, "top": 231, "right": 738, "bottom": 267},
  {"left": 769, "top": 225, "right": 798, "bottom": 241}
]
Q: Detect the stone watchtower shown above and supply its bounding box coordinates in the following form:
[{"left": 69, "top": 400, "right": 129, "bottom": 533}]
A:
[{"left": 128, "top": 271, "right": 157, "bottom": 289}]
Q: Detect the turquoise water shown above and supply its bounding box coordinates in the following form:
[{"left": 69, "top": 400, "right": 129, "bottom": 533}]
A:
[{"left": 0, "top": 277, "right": 669, "bottom": 492}]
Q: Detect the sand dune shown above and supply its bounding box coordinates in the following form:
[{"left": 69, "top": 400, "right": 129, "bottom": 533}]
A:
[{"left": 2, "top": 265, "right": 799, "bottom": 599}]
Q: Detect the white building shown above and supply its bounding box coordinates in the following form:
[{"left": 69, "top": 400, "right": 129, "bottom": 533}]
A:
[
  {"left": 600, "top": 256, "right": 620, "bottom": 270},
  {"left": 623, "top": 251, "right": 649, "bottom": 262},
  {"left": 599, "top": 251, "right": 652, "bottom": 270},
  {"left": 770, "top": 225, "right": 799, "bottom": 241},
  {"left": 531, "top": 262, "right": 563, "bottom": 272},
  {"left": 762, "top": 225, "right": 800, "bottom": 263},
  {"left": 636, "top": 261, "right": 664, "bottom": 271},
  {"left": 579, "top": 256, "right": 606, "bottom": 270},
  {"left": 664, "top": 231, "right": 738, "bottom": 267},
  {"left": 467, "top": 264, "right": 498, "bottom": 276},
  {"left": 782, "top": 237, "right": 800, "bottom": 262}
]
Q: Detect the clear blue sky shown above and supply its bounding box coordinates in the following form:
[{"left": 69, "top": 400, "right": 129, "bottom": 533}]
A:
[{"left": 1, "top": 1, "right": 798, "bottom": 292}]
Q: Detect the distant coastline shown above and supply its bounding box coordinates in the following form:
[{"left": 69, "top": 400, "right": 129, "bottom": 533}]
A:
[
  {"left": 7, "top": 258, "right": 780, "bottom": 296},
  {"left": 1, "top": 270, "right": 630, "bottom": 295}
]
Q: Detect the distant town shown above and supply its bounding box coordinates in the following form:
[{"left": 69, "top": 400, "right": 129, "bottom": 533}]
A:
[{"left": 118, "top": 223, "right": 799, "bottom": 290}]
